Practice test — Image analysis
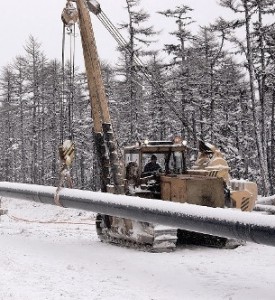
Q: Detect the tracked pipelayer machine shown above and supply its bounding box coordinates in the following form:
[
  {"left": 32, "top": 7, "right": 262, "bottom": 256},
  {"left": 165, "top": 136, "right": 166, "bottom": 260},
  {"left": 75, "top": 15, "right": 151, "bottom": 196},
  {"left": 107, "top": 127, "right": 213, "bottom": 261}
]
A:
[{"left": 57, "top": 0, "right": 259, "bottom": 252}]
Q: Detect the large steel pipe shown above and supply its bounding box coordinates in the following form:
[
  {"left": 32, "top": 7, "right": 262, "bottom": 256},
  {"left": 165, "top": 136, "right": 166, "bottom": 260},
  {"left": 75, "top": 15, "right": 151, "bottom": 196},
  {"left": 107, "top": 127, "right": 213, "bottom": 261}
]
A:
[{"left": 1, "top": 182, "right": 275, "bottom": 247}]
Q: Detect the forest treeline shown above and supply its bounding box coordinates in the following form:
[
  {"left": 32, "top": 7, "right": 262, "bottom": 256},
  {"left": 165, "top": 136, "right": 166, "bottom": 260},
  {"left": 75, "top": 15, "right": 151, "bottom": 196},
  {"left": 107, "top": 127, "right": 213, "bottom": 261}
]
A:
[{"left": 1, "top": 0, "right": 275, "bottom": 195}]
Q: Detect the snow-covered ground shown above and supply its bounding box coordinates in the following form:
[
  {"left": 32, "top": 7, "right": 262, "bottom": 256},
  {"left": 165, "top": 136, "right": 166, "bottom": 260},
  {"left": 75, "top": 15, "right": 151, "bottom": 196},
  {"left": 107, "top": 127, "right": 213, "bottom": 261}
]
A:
[{"left": 0, "top": 197, "right": 275, "bottom": 300}]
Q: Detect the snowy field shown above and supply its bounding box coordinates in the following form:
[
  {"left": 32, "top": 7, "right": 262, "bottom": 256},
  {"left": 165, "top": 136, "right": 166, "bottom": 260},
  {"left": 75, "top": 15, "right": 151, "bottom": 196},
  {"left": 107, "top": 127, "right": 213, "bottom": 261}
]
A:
[{"left": 0, "top": 197, "right": 275, "bottom": 300}]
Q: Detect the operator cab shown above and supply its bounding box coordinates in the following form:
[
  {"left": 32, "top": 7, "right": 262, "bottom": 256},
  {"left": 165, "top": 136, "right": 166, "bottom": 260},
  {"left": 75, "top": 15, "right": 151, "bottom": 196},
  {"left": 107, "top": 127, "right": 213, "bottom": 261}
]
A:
[
  {"left": 123, "top": 139, "right": 188, "bottom": 197},
  {"left": 124, "top": 139, "right": 188, "bottom": 176}
]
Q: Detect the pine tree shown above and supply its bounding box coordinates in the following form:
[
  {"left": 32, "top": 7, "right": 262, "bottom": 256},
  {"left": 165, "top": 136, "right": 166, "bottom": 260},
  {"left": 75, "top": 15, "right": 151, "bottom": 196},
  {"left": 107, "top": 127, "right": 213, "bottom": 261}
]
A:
[
  {"left": 158, "top": 5, "right": 195, "bottom": 141},
  {"left": 0, "top": 66, "right": 17, "bottom": 181},
  {"left": 219, "top": 0, "right": 274, "bottom": 194},
  {"left": 116, "top": 0, "right": 157, "bottom": 143}
]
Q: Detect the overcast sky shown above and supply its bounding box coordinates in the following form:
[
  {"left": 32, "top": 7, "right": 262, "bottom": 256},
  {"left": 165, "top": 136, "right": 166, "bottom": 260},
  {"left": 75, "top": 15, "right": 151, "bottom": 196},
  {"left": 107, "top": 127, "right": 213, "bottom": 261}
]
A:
[{"left": 1, "top": 0, "right": 234, "bottom": 70}]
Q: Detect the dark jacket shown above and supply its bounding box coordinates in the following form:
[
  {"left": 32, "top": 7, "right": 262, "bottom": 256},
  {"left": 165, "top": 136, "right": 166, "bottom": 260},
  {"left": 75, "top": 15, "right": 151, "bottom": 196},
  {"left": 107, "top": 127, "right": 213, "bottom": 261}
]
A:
[{"left": 144, "top": 161, "right": 161, "bottom": 174}]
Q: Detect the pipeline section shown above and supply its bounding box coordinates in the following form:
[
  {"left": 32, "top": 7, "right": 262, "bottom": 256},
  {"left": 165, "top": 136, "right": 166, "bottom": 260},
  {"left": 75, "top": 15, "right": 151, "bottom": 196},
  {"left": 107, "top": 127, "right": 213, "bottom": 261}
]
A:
[{"left": 0, "top": 182, "right": 275, "bottom": 247}]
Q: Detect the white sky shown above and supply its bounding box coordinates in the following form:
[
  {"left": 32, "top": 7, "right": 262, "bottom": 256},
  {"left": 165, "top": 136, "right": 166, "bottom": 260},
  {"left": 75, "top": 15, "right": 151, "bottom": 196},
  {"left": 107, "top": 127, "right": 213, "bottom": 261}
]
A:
[{"left": 1, "top": 0, "right": 234, "bottom": 70}]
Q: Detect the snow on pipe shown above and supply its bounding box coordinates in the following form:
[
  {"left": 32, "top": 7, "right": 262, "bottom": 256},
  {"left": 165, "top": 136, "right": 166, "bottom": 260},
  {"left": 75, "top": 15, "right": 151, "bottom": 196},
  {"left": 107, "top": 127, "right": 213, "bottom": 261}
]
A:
[
  {"left": 1, "top": 182, "right": 275, "bottom": 247},
  {"left": 254, "top": 204, "right": 275, "bottom": 215}
]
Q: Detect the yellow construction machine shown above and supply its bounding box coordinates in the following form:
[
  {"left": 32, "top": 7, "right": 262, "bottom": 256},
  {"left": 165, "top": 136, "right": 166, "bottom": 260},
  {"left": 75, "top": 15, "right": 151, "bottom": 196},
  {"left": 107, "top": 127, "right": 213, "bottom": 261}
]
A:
[
  {"left": 95, "top": 138, "right": 257, "bottom": 251},
  {"left": 61, "top": 0, "right": 258, "bottom": 252}
]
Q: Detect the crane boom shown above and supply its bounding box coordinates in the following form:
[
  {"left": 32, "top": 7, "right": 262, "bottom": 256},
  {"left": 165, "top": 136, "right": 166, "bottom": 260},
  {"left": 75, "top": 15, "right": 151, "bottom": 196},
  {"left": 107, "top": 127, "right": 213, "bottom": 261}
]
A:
[
  {"left": 73, "top": 0, "right": 124, "bottom": 193},
  {"left": 79, "top": 0, "right": 193, "bottom": 133}
]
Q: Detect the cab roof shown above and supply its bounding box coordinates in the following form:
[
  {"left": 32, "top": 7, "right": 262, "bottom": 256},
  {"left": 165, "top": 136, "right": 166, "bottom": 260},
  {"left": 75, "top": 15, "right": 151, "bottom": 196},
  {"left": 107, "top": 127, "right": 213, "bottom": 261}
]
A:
[{"left": 124, "top": 141, "right": 187, "bottom": 154}]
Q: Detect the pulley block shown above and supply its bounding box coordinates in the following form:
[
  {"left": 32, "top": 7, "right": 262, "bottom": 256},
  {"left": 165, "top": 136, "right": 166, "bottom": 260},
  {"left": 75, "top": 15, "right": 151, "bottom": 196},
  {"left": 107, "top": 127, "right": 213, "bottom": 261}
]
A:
[{"left": 61, "top": 0, "right": 79, "bottom": 26}]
